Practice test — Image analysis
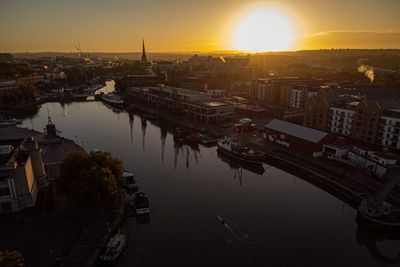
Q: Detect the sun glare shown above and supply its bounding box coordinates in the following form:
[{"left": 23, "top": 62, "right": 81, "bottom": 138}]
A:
[{"left": 232, "top": 7, "right": 296, "bottom": 52}]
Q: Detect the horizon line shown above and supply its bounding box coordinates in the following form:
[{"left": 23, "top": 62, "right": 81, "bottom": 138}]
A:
[{"left": 5, "top": 48, "right": 400, "bottom": 55}]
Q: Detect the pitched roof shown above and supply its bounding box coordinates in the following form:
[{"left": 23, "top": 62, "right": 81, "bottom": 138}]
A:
[{"left": 265, "top": 119, "right": 328, "bottom": 143}]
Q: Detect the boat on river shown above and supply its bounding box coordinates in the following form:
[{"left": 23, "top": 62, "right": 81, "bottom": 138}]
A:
[
  {"left": 174, "top": 127, "right": 201, "bottom": 144},
  {"left": 358, "top": 197, "right": 400, "bottom": 231},
  {"left": 0, "top": 118, "right": 22, "bottom": 126},
  {"left": 102, "top": 92, "right": 123, "bottom": 106},
  {"left": 98, "top": 233, "right": 127, "bottom": 262},
  {"left": 199, "top": 134, "right": 219, "bottom": 146},
  {"left": 123, "top": 171, "right": 138, "bottom": 190},
  {"left": 134, "top": 192, "right": 150, "bottom": 215},
  {"left": 217, "top": 138, "right": 265, "bottom": 164}
]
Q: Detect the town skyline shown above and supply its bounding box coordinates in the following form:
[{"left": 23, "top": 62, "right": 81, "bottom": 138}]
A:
[{"left": 1, "top": 0, "right": 400, "bottom": 53}]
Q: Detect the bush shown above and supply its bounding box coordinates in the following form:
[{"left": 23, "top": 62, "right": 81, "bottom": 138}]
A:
[
  {"left": 57, "top": 150, "right": 123, "bottom": 206},
  {"left": 0, "top": 250, "right": 24, "bottom": 267}
]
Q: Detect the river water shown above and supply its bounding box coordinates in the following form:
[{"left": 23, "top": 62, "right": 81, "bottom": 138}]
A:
[{"left": 17, "top": 81, "right": 400, "bottom": 266}]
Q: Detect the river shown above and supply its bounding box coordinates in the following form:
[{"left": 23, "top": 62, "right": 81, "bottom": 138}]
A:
[{"left": 17, "top": 81, "right": 400, "bottom": 266}]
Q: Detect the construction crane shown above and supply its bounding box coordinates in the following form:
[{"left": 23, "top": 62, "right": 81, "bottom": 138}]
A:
[{"left": 74, "top": 43, "right": 83, "bottom": 58}]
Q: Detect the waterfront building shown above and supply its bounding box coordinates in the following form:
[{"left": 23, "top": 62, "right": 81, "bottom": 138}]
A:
[
  {"left": 250, "top": 77, "right": 325, "bottom": 110},
  {"left": 304, "top": 93, "right": 400, "bottom": 150},
  {"left": 0, "top": 137, "right": 46, "bottom": 214},
  {"left": 323, "top": 144, "right": 398, "bottom": 178},
  {"left": 379, "top": 108, "right": 400, "bottom": 150},
  {"left": 264, "top": 119, "right": 335, "bottom": 156},
  {"left": 126, "top": 85, "right": 234, "bottom": 124}
]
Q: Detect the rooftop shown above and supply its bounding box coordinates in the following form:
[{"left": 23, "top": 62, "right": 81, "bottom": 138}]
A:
[
  {"left": 0, "top": 126, "right": 81, "bottom": 165},
  {"left": 265, "top": 119, "right": 328, "bottom": 143},
  {"left": 193, "top": 100, "right": 230, "bottom": 108}
]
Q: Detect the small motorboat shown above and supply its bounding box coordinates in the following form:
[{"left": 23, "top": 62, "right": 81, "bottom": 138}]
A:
[
  {"left": 102, "top": 92, "right": 123, "bottom": 106},
  {"left": 123, "top": 171, "right": 138, "bottom": 189},
  {"left": 199, "top": 134, "right": 218, "bottom": 146},
  {"left": 98, "top": 233, "right": 127, "bottom": 262},
  {"left": 134, "top": 192, "right": 150, "bottom": 215}
]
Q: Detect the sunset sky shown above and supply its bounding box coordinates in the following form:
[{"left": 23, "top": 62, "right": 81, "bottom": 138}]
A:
[{"left": 1, "top": 0, "right": 399, "bottom": 52}]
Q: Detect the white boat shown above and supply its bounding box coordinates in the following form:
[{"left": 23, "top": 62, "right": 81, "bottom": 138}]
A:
[
  {"left": 85, "top": 84, "right": 104, "bottom": 93},
  {"left": 134, "top": 192, "right": 150, "bottom": 215},
  {"left": 0, "top": 118, "right": 22, "bottom": 126},
  {"left": 102, "top": 92, "right": 123, "bottom": 106},
  {"left": 199, "top": 134, "right": 218, "bottom": 145},
  {"left": 123, "top": 171, "right": 138, "bottom": 189},
  {"left": 99, "top": 234, "right": 127, "bottom": 262},
  {"left": 217, "top": 138, "right": 265, "bottom": 164}
]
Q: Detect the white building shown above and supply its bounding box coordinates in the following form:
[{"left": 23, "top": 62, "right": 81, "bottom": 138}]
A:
[
  {"left": 323, "top": 144, "right": 397, "bottom": 178},
  {"left": 379, "top": 109, "right": 400, "bottom": 149},
  {"left": 329, "top": 107, "right": 355, "bottom": 136}
]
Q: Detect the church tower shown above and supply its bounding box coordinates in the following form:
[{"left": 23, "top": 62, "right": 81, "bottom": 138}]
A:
[{"left": 141, "top": 39, "right": 148, "bottom": 63}]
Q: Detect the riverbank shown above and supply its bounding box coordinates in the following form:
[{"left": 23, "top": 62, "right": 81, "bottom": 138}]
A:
[{"left": 128, "top": 103, "right": 400, "bottom": 209}]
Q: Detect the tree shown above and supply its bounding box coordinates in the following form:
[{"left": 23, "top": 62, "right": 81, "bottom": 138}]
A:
[
  {"left": 57, "top": 150, "right": 124, "bottom": 206},
  {"left": 0, "top": 250, "right": 24, "bottom": 267}
]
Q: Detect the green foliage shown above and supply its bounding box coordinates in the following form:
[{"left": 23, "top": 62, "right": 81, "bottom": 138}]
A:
[
  {"left": 65, "top": 66, "right": 86, "bottom": 85},
  {"left": 0, "top": 53, "right": 13, "bottom": 62},
  {"left": 0, "top": 62, "right": 33, "bottom": 78},
  {"left": 0, "top": 250, "right": 24, "bottom": 267},
  {"left": 58, "top": 150, "right": 124, "bottom": 206},
  {"left": 0, "top": 84, "right": 37, "bottom": 105}
]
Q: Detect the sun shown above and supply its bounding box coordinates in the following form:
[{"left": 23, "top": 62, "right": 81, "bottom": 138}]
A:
[{"left": 231, "top": 7, "right": 296, "bottom": 52}]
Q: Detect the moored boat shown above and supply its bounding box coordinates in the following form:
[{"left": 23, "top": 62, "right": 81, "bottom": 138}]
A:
[
  {"left": 0, "top": 118, "right": 22, "bottom": 126},
  {"left": 123, "top": 171, "right": 138, "bottom": 189},
  {"left": 199, "top": 134, "right": 218, "bottom": 146},
  {"left": 357, "top": 197, "right": 400, "bottom": 231},
  {"left": 134, "top": 192, "right": 150, "bottom": 215},
  {"left": 217, "top": 138, "right": 265, "bottom": 164},
  {"left": 98, "top": 233, "right": 127, "bottom": 262},
  {"left": 102, "top": 92, "right": 123, "bottom": 106},
  {"left": 174, "top": 127, "right": 201, "bottom": 144}
]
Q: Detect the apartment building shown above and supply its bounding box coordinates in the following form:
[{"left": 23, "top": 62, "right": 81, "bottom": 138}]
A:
[
  {"left": 377, "top": 108, "right": 400, "bottom": 150},
  {"left": 250, "top": 77, "right": 325, "bottom": 110},
  {"left": 127, "top": 85, "right": 234, "bottom": 124},
  {"left": 304, "top": 92, "right": 400, "bottom": 150}
]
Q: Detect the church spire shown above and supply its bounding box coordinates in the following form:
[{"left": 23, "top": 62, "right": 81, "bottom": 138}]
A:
[{"left": 141, "top": 39, "right": 148, "bottom": 63}]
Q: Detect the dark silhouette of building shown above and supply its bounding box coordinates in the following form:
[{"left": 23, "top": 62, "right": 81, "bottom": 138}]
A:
[{"left": 141, "top": 39, "right": 148, "bottom": 64}]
